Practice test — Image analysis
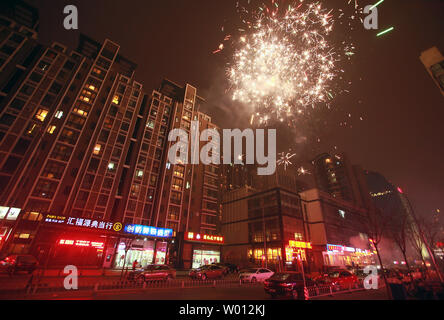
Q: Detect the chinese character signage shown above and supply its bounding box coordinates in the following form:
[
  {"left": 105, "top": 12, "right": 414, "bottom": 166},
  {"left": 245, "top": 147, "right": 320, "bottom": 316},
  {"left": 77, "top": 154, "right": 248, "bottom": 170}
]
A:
[
  {"left": 58, "top": 239, "right": 104, "bottom": 249},
  {"left": 288, "top": 240, "right": 312, "bottom": 249},
  {"left": 185, "top": 232, "right": 224, "bottom": 244},
  {"left": 327, "top": 244, "right": 370, "bottom": 255},
  {"left": 124, "top": 224, "right": 173, "bottom": 238},
  {"left": 45, "top": 214, "right": 122, "bottom": 232}
]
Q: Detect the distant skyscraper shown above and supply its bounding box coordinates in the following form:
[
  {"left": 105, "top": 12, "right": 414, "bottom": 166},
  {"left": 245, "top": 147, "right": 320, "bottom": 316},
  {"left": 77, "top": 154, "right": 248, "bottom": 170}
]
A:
[
  {"left": 420, "top": 47, "right": 444, "bottom": 96},
  {"left": 312, "top": 153, "right": 365, "bottom": 206}
]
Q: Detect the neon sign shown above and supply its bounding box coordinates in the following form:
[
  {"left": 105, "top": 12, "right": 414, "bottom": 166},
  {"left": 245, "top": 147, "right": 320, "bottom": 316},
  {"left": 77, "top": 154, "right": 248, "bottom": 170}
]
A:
[
  {"left": 185, "top": 232, "right": 224, "bottom": 244},
  {"left": 124, "top": 225, "right": 173, "bottom": 238},
  {"left": 327, "top": 244, "right": 371, "bottom": 255},
  {"left": 58, "top": 239, "right": 104, "bottom": 249},
  {"left": 288, "top": 240, "right": 312, "bottom": 249}
]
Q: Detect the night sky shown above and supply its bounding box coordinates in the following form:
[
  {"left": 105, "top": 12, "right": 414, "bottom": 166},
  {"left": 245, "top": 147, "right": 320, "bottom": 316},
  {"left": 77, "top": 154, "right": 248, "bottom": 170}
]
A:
[{"left": 25, "top": 0, "right": 444, "bottom": 220}]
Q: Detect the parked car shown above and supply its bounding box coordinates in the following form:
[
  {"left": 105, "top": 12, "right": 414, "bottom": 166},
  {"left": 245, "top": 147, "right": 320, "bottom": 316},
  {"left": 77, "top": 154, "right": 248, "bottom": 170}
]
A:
[
  {"left": 0, "top": 255, "right": 38, "bottom": 275},
  {"left": 212, "top": 263, "right": 239, "bottom": 274},
  {"left": 189, "top": 265, "right": 225, "bottom": 280},
  {"left": 132, "top": 265, "right": 176, "bottom": 282},
  {"left": 315, "top": 269, "right": 359, "bottom": 290},
  {"left": 239, "top": 268, "right": 274, "bottom": 283},
  {"left": 264, "top": 272, "right": 317, "bottom": 299}
]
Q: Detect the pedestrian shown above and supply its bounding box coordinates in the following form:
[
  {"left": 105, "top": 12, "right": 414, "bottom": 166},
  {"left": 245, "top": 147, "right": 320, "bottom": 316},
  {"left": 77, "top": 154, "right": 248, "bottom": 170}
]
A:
[{"left": 132, "top": 259, "right": 138, "bottom": 271}]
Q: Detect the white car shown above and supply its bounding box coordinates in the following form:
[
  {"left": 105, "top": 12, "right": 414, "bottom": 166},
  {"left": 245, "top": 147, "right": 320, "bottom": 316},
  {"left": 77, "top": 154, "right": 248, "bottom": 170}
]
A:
[{"left": 239, "top": 268, "right": 274, "bottom": 283}]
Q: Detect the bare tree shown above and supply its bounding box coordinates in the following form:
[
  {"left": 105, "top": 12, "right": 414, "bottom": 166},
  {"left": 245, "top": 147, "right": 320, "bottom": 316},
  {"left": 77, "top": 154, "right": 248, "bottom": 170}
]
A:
[
  {"left": 365, "top": 206, "right": 391, "bottom": 298},
  {"left": 389, "top": 212, "right": 414, "bottom": 283},
  {"left": 419, "top": 217, "right": 444, "bottom": 273},
  {"left": 408, "top": 219, "right": 428, "bottom": 268}
]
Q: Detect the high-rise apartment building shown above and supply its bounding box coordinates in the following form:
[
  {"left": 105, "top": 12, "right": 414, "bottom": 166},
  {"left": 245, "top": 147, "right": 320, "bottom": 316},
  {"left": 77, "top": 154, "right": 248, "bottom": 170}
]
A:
[
  {"left": 312, "top": 153, "right": 366, "bottom": 206},
  {"left": 0, "top": 4, "right": 223, "bottom": 269}
]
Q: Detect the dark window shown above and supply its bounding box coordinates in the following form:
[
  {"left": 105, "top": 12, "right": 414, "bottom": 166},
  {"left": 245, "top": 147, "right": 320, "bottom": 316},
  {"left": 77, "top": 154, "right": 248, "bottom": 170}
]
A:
[
  {"left": 9, "top": 98, "right": 25, "bottom": 111},
  {"left": 0, "top": 113, "right": 16, "bottom": 126},
  {"left": 12, "top": 138, "right": 31, "bottom": 155},
  {"left": 1, "top": 155, "right": 21, "bottom": 174}
]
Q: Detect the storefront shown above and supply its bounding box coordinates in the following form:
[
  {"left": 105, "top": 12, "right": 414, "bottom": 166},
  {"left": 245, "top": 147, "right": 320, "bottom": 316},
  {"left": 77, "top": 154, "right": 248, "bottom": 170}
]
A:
[
  {"left": 113, "top": 224, "right": 173, "bottom": 268},
  {"left": 182, "top": 232, "right": 223, "bottom": 269},
  {"left": 322, "top": 244, "right": 376, "bottom": 268}
]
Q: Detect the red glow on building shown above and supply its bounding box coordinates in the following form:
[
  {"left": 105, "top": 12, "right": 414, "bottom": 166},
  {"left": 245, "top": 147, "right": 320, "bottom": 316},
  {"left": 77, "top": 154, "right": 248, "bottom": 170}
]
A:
[{"left": 58, "top": 239, "right": 104, "bottom": 249}]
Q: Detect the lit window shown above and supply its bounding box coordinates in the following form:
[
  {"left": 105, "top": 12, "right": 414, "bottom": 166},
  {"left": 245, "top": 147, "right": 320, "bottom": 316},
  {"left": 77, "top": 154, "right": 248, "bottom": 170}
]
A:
[
  {"left": 108, "top": 162, "right": 115, "bottom": 170},
  {"left": 18, "top": 233, "right": 30, "bottom": 239},
  {"left": 55, "top": 111, "right": 64, "bottom": 119},
  {"left": 112, "top": 95, "right": 120, "bottom": 105},
  {"left": 339, "top": 210, "right": 346, "bottom": 218},
  {"left": 80, "top": 96, "right": 90, "bottom": 103},
  {"left": 166, "top": 163, "right": 171, "bottom": 170},
  {"left": 47, "top": 125, "right": 56, "bottom": 134},
  {"left": 136, "top": 170, "right": 143, "bottom": 177},
  {"left": 93, "top": 144, "right": 102, "bottom": 155},
  {"left": 35, "top": 109, "right": 49, "bottom": 122},
  {"left": 73, "top": 108, "right": 88, "bottom": 117}
]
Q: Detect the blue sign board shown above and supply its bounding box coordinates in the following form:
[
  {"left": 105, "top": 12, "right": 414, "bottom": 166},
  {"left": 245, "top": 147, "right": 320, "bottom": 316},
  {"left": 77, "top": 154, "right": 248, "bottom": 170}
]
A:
[{"left": 124, "top": 224, "right": 173, "bottom": 238}]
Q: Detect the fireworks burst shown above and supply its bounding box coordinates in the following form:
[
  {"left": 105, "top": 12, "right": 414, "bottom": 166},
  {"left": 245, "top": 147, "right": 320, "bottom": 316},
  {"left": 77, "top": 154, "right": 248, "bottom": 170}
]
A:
[
  {"left": 297, "top": 166, "right": 311, "bottom": 175},
  {"left": 277, "top": 152, "right": 296, "bottom": 170},
  {"left": 227, "top": 0, "right": 348, "bottom": 124}
]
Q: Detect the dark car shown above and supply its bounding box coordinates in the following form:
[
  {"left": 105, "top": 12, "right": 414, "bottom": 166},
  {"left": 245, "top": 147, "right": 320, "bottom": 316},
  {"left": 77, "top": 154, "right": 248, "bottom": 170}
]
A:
[
  {"left": 211, "top": 263, "right": 238, "bottom": 275},
  {"left": 264, "top": 272, "right": 317, "bottom": 299},
  {"left": 315, "top": 269, "right": 359, "bottom": 290},
  {"left": 132, "top": 265, "right": 176, "bottom": 282},
  {"left": 189, "top": 265, "right": 225, "bottom": 280},
  {"left": 0, "top": 255, "right": 39, "bottom": 275}
]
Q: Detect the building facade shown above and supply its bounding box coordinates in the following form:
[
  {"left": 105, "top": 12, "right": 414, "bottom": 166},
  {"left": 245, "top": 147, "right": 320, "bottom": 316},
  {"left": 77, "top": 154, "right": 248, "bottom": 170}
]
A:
[{"left": 0, "top": 5, "right": 223, "bottom": 269}]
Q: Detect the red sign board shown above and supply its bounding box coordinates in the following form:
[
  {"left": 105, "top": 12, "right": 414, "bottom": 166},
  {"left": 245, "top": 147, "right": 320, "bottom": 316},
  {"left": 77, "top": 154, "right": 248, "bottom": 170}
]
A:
[
  {"left": 185, "top": 232, "right": 224, "bottom": 244},
  {"left": 58, "top": 239, "right": 104, "bottom": 249}
]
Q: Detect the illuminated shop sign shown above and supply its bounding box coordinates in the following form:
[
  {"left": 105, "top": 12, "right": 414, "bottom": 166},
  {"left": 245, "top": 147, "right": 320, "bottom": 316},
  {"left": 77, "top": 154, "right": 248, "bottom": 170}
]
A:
[
  {"left": 124, "top": 225, "right": 173, "bottom": 238},
  {"left": 185, "top": 232, "right": 224, "bottom": 244},
  {"left": 0, "top": 207, "right": 21, "bottom": 221},
  {"left": 288, "top": 241, "right": 312, "bottom": 249},
  {"left": 327, "top": 244, "right": 371, "bottom": 255},
  {"left": 45, "top": 215, "right": 123, "bottom": 232},
  {"left": 58, "top": 239, "right": 104, "bottom": 249}
]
